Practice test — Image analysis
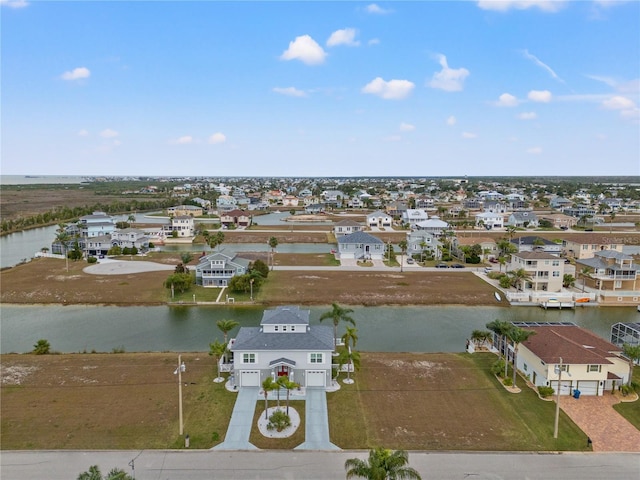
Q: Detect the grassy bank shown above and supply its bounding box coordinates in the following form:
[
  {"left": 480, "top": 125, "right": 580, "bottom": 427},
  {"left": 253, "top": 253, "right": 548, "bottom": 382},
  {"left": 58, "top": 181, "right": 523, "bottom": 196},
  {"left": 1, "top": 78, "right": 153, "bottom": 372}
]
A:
[{"left": 1, "top": 352, "right": 589, "bottom": 451}]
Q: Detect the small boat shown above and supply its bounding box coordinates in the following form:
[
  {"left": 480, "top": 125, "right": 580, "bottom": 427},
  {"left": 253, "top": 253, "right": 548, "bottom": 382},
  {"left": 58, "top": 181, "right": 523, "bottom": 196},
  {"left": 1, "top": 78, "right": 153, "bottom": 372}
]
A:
[
  {"left": 576, "top": 298, "right": 590, "bottom": 303},
  {"left": 494, "top": 292, "right": 501, "bottom": 302},
  {"left": 637, "top": 305, "right": 640, "bottom": 312}
]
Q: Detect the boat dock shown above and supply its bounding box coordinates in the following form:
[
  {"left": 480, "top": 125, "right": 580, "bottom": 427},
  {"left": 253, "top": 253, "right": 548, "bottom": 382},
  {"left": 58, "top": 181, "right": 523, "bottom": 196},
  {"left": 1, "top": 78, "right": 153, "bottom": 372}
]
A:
[{"left": 540, "top": 300, "right": 575, "bottom": 310}]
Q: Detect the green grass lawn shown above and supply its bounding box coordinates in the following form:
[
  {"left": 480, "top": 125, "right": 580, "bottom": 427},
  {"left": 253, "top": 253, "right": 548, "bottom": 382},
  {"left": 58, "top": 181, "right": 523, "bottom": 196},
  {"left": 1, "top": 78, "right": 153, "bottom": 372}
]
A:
[{"left": 613, "top": 368, "right": 640, "bottom": 429}]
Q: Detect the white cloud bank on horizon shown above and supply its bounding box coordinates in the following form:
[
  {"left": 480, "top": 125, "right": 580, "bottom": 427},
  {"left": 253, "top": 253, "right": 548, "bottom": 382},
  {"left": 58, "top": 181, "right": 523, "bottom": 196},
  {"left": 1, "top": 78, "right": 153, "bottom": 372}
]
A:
[
  {"left": 280, "top": 35, "right": 327, "bottom": 65},
  {"left": 428, "top": 54, "right": 469, "bottom": 92},
  {"left": 362, "top": 77, "right": 415, "bottom": 100},
  {"left": 61, "top": 67, "right": 91, "bottom": 81},
  {"left": 0, "top": 0, "right": 29, "bottom": 8},
  {"left": 327, "top": 28, "right": 360, "bottom": 47}
]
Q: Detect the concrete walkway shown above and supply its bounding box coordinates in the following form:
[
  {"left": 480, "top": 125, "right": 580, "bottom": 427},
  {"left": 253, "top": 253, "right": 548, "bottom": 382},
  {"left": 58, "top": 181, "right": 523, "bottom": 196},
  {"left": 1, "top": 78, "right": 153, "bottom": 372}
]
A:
[
  {"left": 212, "top": 387, "right": 259, "bottom": 450},
  {"left": 295, "top": 387, "right": 340, "bottom": 450},
  {"left": 558, "top": 393, "right": 640, "bottom": 452}
]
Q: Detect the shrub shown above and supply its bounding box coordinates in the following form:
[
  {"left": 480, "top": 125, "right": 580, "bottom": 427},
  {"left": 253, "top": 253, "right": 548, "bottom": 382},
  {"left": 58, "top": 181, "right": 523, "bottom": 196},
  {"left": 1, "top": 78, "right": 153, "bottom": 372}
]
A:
[
  {"left": 538, "top": 386, "right": 555, "bottom": 398},
  {"left": 499, "top": 276, "right": 512, "bottom": 288},
  {"left": 267, "top": 409, "right": 291, "bottom": 432},
  {"left": 490, "top": 359, "right": 505, "bottom": 377},
  {"left": 33, "top": 339, "right": 51, "bottom": 355},
  {"left": 503, "top": 377, "right": 513, "bottom": 387},
  {"left": 87, "top": 256, "right": 98, "bottom": 264}
]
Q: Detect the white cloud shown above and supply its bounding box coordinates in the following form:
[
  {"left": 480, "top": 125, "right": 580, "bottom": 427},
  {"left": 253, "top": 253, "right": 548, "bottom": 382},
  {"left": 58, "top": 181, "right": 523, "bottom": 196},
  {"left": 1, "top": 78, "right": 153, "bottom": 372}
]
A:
[
  {"left": 208, "top": 132, "right": 227, "bottom": 144},
  {"left": 495, "top": 93, "right": 519, "bottom": 107},
  {"left": 528, "top": 89, "right": 552, "bottom": 103},
  {"left": 602, "top": 95, "right": 635, "bottom": 110},
  {"left": 77, "top": 129, "right": 89, "bottom": 137},
  {"left": 176, "top": 135, "right": 193, "bottom": 145},
  {"left": 446, "top": 115, "right": 457, "bottom": 126},
  {"left": 521, "top": 49, "right": 564, "bottom": 83},
  {"left": 327, "top": 28, "right": 360, "bottom": 47},
  {"left": 428, "top": 54, "right": 470, "bottom": 92},
  {"left": 399, "top": 122, "right": 415, "bottom": 132},
  {"left": 362, "top": 77, "right": 415, "bottom": 100},
  {"left": 477, "top": 1, "right": 566, "bottom": 12},
  {"left": 586, "top": 75, "right": 639, "bottom": 94},
  {"left": 280, "top": 35, "right": 327, "bottom": 65},
  {"left": 368, "top": 38, "right": 380, "bottom": 46},
  {"left": 366, "top": 3, "right": 392, "bottom": 14},
  {"left": 100, "top": 129, "right": 118, "bottom": 138},
  {"left": 527, "top": 146, "right": 543, "bottom": 154},
  {"left": 61, "top": 67, "right": 91, "bottom": 81},
  {"left": 273, "top": 86, "right": 307, "bottom": 97},
  {"left": 0, "top": 0, "right": 29, "bottom": 8},
  {"left": 518, "top": 111, "right": 538, "bottom": 120},
  {"left": 462, "top": 132, "right": 477, "bottom": 139}
]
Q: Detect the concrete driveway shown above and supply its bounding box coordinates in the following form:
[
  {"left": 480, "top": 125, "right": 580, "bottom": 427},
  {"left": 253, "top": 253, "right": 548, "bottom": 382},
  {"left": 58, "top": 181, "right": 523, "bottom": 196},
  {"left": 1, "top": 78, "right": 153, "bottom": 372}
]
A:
[{"left": 295, "top": 387, "right": 339, "bottom": 451}]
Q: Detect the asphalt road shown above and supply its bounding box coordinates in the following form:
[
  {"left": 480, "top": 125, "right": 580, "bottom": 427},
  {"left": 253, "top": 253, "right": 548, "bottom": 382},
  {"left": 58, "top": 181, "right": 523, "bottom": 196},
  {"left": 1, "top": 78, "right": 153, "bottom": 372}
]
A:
[{"left": 1, "top": 450, "right": 639, "bottom": 479}]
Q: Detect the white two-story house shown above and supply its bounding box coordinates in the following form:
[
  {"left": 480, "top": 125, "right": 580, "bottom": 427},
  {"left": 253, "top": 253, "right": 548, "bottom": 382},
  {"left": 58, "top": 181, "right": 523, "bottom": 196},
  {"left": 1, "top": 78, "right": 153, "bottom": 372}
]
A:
[{"left": 229, "top": 306, "right": 334, "bottom": 388}]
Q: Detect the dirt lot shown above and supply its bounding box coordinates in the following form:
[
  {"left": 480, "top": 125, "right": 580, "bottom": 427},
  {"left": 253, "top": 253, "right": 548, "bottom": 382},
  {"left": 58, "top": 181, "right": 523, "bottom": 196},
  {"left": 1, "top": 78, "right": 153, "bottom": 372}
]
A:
[
  {"left": 0, "top": 352, "right": 588, "bottom": 451},
  {"left": 262, "top": 270, "right": 498, "bottom": 306},
  {"left": 0, "top": 256, "right": 499, "bottom": 306}
]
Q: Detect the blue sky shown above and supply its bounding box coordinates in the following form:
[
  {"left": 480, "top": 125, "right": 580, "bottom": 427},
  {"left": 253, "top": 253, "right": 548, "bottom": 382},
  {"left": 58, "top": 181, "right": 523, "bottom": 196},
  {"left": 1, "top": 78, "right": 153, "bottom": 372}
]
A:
[{"left": 2, "top": 0, "right": 639, "bottom": 177}]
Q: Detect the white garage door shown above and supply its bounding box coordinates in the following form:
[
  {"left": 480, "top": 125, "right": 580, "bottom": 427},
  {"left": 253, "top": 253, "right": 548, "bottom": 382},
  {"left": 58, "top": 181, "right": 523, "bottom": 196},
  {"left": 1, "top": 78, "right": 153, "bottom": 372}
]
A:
[
  {"left": 306, "top": 370, "right": 326, "bottom": 387},
  {"left": 576, "top": 381, "right": 599, "bottom": 396},
  {"left": 240, "top": 370, "right": 260, "bottom": 387},
  {"left": 550, "top": 380, "right": 573, "bottom": 395}
]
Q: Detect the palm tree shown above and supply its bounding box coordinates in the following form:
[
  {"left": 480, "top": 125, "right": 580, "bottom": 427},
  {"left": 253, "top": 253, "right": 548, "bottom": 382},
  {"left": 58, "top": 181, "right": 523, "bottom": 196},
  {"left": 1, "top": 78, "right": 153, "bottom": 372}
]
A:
[
  {"left": 505, "top": 326, "right": 536, "bottom": 388},
  {"left": 55, "top": 224, "right": 71, "bottom": 272},
  {"left": 77, "top": 465, "right": 133, "bottom": 480},
  {"left": 345, "top": 447, "right": 422, "bottom": 480},
  {"left": 580, "top": 267, "right": 593, "bottom": 292},
  {"left": 338, "top": 348, "right": 361, "bottom": 384},
  {"left": 342, "top": 326, "right": 358, "bottom": 350},
  {"left": 419, "top": 240, "right": 427, "bottom": 263},
  {"left": 470, "top": 329, "right": 492, "bottom": 349},
  {"left": 261, "top": 377, "right": 277, "bottom": 420},
  {"left": 319, "top": 302, "right": 355, "bottom": 347},
  {"left": 398, "top": 239, "right": 407, "bottom": 272},
  {"left": 508, "top": 268, "right": 531, "bottom": 291},
  {"left": 268, "top": 236, "right": 278, "bottom": 271},
  {"left": 209, "top": 231, "right": 225, "bottom": 251},
  {"left": 622, "top": 344, "right": 640, "bottom": 387},
  {"left": 216, "top": 319, "right": 239, "bottom": 346},
  {"left": 277, "top": 376, "right": 299, "bottom": 415},
  {"left": 506, "top": 225, "right": 517, "bottom": 241},
  {"left": 208, "top": 339, "right": 228, "bottom": 383},
  {"left": 486, "top": 319, "right": 512, "bottom": 377}
]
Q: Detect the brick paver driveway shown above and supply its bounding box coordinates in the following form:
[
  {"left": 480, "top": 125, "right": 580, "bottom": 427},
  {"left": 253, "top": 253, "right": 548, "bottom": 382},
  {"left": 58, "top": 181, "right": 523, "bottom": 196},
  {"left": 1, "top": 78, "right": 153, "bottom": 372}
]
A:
[{"left": 558, "top": 393, "right": 640, "bottom": 452}]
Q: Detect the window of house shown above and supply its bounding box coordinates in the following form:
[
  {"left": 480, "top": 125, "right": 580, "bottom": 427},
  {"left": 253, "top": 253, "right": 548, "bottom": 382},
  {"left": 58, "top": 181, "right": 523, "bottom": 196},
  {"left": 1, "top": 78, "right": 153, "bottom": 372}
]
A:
[
  {"left": 588, "top": 365, "right": 601, "bottom": 372},
  {"left": 560, "top": 364, "right": 569, "bottom": 373},
  {"left": 553, "top": 271, "right": 560, "bottom": 277},
  {"left": 243, "top": 353, "right": 256, "bottom": 364},
  {"left": 283, "top": 325, "right": 287, "bottom": 332},
  {"left": 309, "top": 353, "right": 324, "bottom": 364},
  {"left": 291, "top": 326, "right": 295, "bottom": 331},
  {"left": 523, "top": 363, "right": 528, "bottom": 372},
  {"left": 274, "top": 325, "right": 279, "bottom": 331},
  {"left": 552, "top": 260, "right": 559, "bottom": 266}
]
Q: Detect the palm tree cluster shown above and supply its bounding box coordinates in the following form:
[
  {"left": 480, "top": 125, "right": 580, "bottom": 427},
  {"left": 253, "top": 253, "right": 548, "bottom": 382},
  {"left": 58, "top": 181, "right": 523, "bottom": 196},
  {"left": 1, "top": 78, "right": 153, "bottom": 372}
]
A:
[
  {"left": 485, "top": 319, "right": 535, "bottom": 388},
  {"left": 345, "top": 447, "right": 422, "bottom": 480}
]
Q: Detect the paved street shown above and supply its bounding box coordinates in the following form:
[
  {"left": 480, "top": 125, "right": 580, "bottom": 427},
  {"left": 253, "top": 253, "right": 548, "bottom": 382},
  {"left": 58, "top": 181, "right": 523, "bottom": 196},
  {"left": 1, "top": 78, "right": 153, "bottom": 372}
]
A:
[{"left": 1, "top": 450, "right": 638, "bottom": 479}]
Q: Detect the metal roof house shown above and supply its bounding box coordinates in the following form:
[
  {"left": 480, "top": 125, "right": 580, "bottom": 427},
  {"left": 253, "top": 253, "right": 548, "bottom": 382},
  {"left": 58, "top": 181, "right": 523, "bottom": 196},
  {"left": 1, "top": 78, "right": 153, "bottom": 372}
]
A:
[{"left": 229, "top": 306, "right": 335, "bottom": 388}]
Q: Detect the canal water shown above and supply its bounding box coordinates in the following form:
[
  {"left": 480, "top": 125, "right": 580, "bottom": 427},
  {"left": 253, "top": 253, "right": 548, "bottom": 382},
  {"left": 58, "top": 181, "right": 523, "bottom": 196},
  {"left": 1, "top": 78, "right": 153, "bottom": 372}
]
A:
[{"left": 2, "top": 304, "right": 636, "bottom": 355}]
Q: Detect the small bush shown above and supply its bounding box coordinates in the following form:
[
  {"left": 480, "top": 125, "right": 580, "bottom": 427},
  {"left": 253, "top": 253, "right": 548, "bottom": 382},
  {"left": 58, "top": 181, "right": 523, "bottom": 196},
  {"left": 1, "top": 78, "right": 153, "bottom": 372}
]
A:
[
  {"left": 267, "top": 409, "right": 291, "bottom": 432},
  {"left": 538, "top": 386, "right": 554, "bottom": 398},
  {"left": 490, "top": 359, "right": 505, "bottom": 377},
  {"left": 87, "top": 256, "right": 98, "bottom": 264},
  {"left": 33, "top": 339, "right": 51, "bottom": 355},
  {"left": 111, "top": 346, "right": 126, "bottom": 353},
  {"left": 503, "top": 377, "right": 513, "bottom": 387}
]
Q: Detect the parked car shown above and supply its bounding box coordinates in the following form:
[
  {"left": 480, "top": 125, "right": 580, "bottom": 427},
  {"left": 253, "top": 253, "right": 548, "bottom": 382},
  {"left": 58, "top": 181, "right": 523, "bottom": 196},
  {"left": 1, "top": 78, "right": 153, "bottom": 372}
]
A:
[
  {"left": 451, "top": 263, "right": 465, "bottom": 268},
  {"left": 435, "top": 263, "right": 449, "bottom": 268},
  {"left": 406, "top": 258, "right": 414, "bottom": 264},
  {"left": 484, "top": 266, "right": 493, "bottom": 273}
]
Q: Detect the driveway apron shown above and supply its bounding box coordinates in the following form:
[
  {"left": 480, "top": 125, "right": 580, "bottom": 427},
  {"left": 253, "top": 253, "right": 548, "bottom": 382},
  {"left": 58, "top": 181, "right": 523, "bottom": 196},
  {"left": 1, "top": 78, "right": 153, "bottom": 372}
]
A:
[
  {"left": 558, "top": 393, "right": 640, "bottom": 452},
  {"left": 212, "top": 387, "right": 259, "bottom": 450},
  {"left": 295, "top": 387, "right": 340, "bottom": 450}
]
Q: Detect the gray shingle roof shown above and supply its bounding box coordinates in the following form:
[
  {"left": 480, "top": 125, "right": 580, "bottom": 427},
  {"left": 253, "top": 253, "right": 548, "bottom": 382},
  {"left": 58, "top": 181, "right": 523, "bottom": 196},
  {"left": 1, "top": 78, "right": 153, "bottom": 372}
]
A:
[
  {"left": 336, "top": 231, "right": 384, "bottom": 245},
  {"left": 261, "top": 306, "right": 310, "bottom": 325},
  {"left": 231, "top": 326, "right": 334, "bottom": 351}
]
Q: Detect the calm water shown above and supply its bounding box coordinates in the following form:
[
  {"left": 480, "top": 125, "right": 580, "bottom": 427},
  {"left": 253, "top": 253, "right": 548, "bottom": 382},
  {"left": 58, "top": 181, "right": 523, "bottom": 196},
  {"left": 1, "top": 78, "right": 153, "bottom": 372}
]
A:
[{"left": 1, "top": 304, "right": 636, "bottom": 354}]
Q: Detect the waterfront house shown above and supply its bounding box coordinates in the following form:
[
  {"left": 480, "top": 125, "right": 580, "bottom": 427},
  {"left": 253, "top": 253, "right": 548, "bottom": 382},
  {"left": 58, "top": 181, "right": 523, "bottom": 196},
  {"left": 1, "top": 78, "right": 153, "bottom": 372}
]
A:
[
  {"left": 195, "top": 251, "right": 249, "bottom": 287},
  {"left": 514, "top": 323, "right": 630, "bottom": 396},
  {"left": 401, "top": 209, "right": 429, "bottom": 228},
  {"left": 78, "top": 211, "right": 116, "bottom": 238},
  {"left": 162, "top": 215, "right": 195, "bottom": 238},
  {"left": 220, "top": 209, "right": 251, "bottom": 228},
  {"left": 337, "top": 231, "right": 385, "bottom": 260},
  {"left": 574, "top": 251, "right": 640, "bottom": 305},
  {"left": 475, "top": 211, "right": 504, "bottom": 230},
  {"left": 507, "top": 252, "right": 565, "bottom": 292},
  {"left": 333, "top": 219, "right": 364, "bottom": 237},
  {"left": 167, "top": 205, "right": 203, "bottom": 217},
  {"left": 229, "top": 306, "right": 334, "bottom": 388},
  {"left": 366, "top": 210, "right": 393, "bottom": 228},
  {"left": 110, "top": 228, "right": 150, "bottom": 251},
  {"left": 506, "top": 211, "right": 539, "bottom": 228}
]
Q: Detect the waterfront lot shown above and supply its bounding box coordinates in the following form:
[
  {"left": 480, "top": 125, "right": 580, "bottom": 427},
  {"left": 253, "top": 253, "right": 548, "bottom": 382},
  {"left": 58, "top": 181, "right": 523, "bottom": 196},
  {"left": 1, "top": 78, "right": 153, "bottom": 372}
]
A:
[
  {"left": 0, "top": 256, "right": 498, "bottom": 306},
  {"left": 0, "top": 352, "right": 589, "bottom": 451}
]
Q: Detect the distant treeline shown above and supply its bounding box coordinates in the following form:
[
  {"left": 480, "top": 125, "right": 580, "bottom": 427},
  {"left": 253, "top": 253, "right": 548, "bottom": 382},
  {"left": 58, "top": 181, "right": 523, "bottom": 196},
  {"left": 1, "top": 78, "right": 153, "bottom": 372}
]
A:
[{"left": 1, "top": 199, "right": 175, "bottom": 235}]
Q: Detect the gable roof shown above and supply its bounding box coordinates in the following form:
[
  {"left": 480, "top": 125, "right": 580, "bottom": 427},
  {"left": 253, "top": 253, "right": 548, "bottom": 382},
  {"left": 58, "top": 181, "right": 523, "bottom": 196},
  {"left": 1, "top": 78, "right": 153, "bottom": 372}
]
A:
[
  {"left": 337, "top": 231, "right": 384, "bottom": 245},
  {"left": 511, "top": 236, "right": 557, "bottom": 247},
  {"left": 231, "top": 325, "right": 334, "bottom": 351},
  {"left": 519, "top": 324, "right": 621, "bottom": 365},
  {"left": 261, "top": 306, "right": 310, "bottom": 325},
  {"left": 562, "top": 234, "right": 620, "bottom": 245}
]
